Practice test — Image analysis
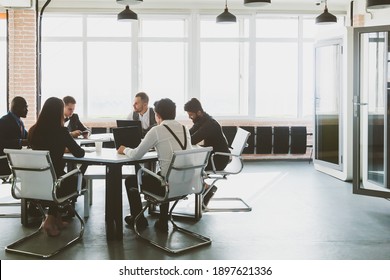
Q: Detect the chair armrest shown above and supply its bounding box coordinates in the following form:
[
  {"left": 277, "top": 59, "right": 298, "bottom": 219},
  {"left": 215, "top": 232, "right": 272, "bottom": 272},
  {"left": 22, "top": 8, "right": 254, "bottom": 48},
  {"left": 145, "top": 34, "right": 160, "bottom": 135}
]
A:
[
  {"left": 136, "top": 167, "right": 169, "bottom": 201},
  {"left": 210, "top": 152, "right": 231, "bottom": 172},
  {"left": 213, "top": 151, "right": 232, "bottom": 158},
  {"left": 209, "top": 151, "right": 243, "bottom": 174},
  {"left": 136, "top": 167, "right": 165, "bottom": 192},
  {"left": 58, "top": 168, "right": 80, "bottom": 180},
  {"left": 57, "top": 168, "right": 83, "bottom": 192}
]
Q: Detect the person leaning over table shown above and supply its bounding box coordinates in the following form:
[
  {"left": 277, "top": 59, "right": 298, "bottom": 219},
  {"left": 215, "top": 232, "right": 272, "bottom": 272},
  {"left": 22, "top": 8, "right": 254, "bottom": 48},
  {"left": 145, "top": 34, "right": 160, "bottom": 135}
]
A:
[
  {"left": 28, "top": 97, "right": 85, "bottom": 237},
  {"left": 184, "top": 97, "right": 231, "bottom": 207},
  {"left": 63, "top": 95, "right": 89, "bottom": 139},
  {"left": 118, "top": 98, "right": 192, "bottom": 232}
]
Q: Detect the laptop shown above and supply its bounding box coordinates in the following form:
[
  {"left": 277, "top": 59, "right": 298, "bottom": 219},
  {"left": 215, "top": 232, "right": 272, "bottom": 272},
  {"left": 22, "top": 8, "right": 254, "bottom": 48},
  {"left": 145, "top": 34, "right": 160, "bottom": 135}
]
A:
[
  {"left": 112, "top": 126, "right": 142, "bottom": 150},
  {"left": 116, "top": 120, "right": 142, "bottom": 136}
]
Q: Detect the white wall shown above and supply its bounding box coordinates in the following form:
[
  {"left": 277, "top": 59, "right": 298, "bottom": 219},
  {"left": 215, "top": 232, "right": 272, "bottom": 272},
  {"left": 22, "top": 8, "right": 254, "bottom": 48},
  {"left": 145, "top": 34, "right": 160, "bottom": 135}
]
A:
[
  {"left": 354, "top": 0, "right": 390, "bottom": 26},
  {"left": 37, "top": 0, "right": 350, "bottom": 14}
]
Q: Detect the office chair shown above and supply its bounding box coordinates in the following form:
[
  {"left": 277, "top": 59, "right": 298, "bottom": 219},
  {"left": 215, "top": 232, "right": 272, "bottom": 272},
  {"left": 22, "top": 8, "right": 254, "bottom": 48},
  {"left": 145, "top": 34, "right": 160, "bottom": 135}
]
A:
[
  {"left": 0, "top": 155, "right": 20, "bottom": 218},
  {"left": 204, "top": 127, "right": 252, "bottom": 212},
  {"left": 4, "top": 148, "right": 87, "bottom": 258},
  {"left": 134, "top": 147, "right": 212, "bottom": 254}
]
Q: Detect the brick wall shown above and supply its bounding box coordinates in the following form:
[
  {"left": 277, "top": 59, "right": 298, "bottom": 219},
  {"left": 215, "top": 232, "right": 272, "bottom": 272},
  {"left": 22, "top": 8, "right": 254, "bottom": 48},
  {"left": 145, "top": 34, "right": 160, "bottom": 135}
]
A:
[{"left": 7, "top": 9, "right": 36, "bottom": 129}]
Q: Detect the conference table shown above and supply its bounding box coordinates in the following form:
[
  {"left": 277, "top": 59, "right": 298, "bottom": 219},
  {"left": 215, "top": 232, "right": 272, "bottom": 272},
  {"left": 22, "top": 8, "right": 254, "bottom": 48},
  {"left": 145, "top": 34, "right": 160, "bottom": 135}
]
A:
[
  {"left": 63, "top": 148, "right": 158, "bottom": 240},
  {"left": 74, "top": 133, "right": 113, "bottom": 146}
]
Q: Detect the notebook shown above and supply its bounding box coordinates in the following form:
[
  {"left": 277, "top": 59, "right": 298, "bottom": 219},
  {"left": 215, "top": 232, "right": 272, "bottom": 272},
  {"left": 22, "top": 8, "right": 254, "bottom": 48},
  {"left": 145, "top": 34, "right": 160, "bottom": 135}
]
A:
[
  {"left": 112, "top": 126, "right": 142, "bottom": 150},
  {"left": 116, "top": 120, "right": 142, "bottom": 136}
]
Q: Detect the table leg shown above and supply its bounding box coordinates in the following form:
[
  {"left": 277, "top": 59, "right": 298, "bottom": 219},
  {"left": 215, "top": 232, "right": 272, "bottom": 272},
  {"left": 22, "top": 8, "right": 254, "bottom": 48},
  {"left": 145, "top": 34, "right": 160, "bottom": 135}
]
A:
[
  {"left": 105, "top": 164, "right": 123, "bottom": 240},
  {"left": 194, "top": 193, "right": 203, "bottom": 221}
]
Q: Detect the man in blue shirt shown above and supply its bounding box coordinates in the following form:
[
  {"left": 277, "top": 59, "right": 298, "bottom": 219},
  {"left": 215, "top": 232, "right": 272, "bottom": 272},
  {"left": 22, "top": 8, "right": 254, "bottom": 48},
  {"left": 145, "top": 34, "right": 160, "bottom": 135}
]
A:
[{"left": 0, "top": 96, "right": 29, "bottom": 176}]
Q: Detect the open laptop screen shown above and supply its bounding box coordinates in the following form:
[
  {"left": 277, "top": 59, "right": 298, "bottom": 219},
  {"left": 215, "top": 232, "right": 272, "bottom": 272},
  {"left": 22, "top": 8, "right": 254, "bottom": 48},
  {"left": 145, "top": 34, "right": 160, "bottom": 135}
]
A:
[
  {"left": 116, "top": 120, "right": 142, "bottom": 136},
  {"left": 112, "top": 126, "right": 142, "bottom": 150}
]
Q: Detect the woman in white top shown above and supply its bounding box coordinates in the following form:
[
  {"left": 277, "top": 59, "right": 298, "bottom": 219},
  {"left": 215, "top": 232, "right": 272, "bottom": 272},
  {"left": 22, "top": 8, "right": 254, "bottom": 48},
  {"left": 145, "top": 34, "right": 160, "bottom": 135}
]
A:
[{"left": 118, "top": 98, "right": 192, "bottom": 232}]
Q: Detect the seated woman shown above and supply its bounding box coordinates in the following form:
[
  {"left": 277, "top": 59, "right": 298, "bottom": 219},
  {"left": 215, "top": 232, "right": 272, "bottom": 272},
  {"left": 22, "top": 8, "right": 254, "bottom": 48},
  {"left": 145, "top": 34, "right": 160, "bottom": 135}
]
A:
[{"left": 28, "top": 97, "right": 85, "bottom": 237}]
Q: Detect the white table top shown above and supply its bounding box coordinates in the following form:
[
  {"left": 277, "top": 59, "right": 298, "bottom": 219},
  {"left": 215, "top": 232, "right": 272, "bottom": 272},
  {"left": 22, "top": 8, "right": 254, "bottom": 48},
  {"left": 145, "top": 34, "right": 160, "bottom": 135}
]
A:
[
  {"left": 75, "top": 133, "right": 114, "bottom": 146},
  {"left": 63, "top": 148, "right": 157, "bottom": 164}
]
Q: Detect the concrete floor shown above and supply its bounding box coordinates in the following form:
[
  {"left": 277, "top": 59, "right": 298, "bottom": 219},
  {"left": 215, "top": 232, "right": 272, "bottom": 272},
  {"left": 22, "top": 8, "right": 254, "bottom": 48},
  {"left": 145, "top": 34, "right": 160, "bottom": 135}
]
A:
[{"left": 1, "top": 160, "right": 390, "bottom": 260}]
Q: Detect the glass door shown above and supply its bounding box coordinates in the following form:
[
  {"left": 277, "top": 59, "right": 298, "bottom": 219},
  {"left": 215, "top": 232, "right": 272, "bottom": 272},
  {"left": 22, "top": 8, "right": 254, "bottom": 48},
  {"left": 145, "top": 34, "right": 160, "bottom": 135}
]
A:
[
  {"left": 314, "top": 39, "right": 343, "bottom": 169},
  {"left": 353, "top": 25, "right": 390, "bottom": 197}
]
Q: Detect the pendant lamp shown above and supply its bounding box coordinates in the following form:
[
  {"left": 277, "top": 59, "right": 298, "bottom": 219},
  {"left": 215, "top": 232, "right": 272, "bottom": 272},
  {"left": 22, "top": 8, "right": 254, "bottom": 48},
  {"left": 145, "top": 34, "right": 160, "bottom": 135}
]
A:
[
  {"left": 118, "top": 5, "right": 138, "bottom": 21},
  {"left": 244, "top": 0, "right": 271, "bottom": 7},
  {"left": 116, "top": 0, "right": 143, "bottom": 5},
  {"left": 315, "top": 0, "right": 337, "bottom": 25},
  {"left": 367, "top": 0, "right": 390, "bottom": 9},
  {"left": 216, "top": 0, "right": 236, "bottom": 23}
]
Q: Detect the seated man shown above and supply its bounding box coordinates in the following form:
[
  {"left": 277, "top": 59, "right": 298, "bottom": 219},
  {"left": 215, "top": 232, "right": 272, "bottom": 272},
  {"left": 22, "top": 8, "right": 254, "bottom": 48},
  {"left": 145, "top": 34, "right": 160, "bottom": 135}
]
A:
[
  {"left": 184, "top": 98, "right": 231, "bottom": 206},
  {"left": 63, "top": 96, "right": 89, "bottom": 138},
  {"left": 63, "top": 96, "right": 89, "bottom": 174},
  {"left": 118, "top": 98, "right": 192, "bottom": 232},
  {"left": 0, "top": 96, "right": 29, "bottom": 176},
  {"left": 0, "top": 96, "right": 40, "bottom": 217},
  {"left": 127, "top": 92, "right": 157, "bottom": 137}
]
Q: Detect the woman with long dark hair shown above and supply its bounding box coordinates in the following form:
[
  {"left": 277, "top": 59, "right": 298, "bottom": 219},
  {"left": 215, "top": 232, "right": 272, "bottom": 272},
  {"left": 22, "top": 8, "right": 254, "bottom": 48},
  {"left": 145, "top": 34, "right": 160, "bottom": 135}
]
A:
[{"left": 28, "top": 97, "right": 85, "bottom": 236}]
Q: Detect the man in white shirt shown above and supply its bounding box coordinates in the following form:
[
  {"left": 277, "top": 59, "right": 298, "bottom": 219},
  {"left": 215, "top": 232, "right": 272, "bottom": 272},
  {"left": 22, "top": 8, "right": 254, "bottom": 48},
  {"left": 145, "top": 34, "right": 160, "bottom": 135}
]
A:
[
  {"left": 127, "top": 92, "right": 156, "bottom": 137},
  {"left": 118, "top": 98, "right": 192, "bottom": 232}
]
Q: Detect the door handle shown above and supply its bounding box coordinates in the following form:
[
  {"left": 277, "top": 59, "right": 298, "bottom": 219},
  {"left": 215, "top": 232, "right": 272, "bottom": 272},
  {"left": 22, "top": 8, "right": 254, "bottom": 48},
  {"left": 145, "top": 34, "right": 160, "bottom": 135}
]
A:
[{"left": 353, "top": 102, "right": 368, "bottom": 117}]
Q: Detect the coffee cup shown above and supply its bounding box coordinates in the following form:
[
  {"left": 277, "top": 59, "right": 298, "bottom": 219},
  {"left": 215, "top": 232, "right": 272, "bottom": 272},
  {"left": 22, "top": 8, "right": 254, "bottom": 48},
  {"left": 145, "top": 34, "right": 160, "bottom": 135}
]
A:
[{"left": 95, "top": 141, "right": 103, "bottom": 153}]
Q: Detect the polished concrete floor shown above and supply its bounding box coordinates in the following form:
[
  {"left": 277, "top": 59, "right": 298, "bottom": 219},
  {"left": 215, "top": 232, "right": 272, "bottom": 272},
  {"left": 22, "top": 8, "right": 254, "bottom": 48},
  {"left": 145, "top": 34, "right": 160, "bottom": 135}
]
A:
[{"left": 1, "top": 160, "right": 390, "bottom": 260}]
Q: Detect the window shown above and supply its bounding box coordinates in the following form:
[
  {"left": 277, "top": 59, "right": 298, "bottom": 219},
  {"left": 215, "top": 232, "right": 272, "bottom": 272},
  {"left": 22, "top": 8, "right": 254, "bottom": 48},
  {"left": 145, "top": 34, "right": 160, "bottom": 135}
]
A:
[
  {"left": 256, "top": 17, "right": 298, "bottom": 118},
  {"left": 42, "top": 42, "right": 84, "bottom": 111},
  {"left": 200, "top": 18, "right": 249, "bottom": 116},
  {"left": 256, "top": 42, "right": 298, "bottom": 117},
  {"left": 0, "top": 15, "right": 6, "bottom": 116},
  {"left": 40, "top": 12, "right": 332, "bottom": 121},
  {"left": 138, "top": 18, "right": 188, "bottom": 115},
  {"left": 41, "top": 15, "right": 84, "bottom": 114},
  {"left": 41, "top": 15, "right": 133, "bottom": 119}
]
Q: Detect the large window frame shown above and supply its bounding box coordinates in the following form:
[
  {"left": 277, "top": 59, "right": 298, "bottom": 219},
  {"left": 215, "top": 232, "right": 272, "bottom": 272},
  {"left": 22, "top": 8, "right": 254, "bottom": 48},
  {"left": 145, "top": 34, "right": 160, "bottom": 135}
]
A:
[
  {"left": 0, "top": 12, "right": 7, "bottom": 116},
  {"left": 40, "top": 11, "right": 343, "bottom": 121}
]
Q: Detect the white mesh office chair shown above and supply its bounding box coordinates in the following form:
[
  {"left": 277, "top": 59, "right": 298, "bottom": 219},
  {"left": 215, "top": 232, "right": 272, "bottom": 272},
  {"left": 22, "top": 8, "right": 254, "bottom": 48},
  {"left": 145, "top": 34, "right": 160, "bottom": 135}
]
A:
[
  {"left": 4, "top": 148, "right": 87, "bottom": 258},
  {"left": 0, "top": 155, "right": 20, "bottom": 218},
  {"left": 204, "top": 127, "right": 252, "bottom": 212},
  {"left": 134, "top": 147, "right": 212, "bottom": 254}
]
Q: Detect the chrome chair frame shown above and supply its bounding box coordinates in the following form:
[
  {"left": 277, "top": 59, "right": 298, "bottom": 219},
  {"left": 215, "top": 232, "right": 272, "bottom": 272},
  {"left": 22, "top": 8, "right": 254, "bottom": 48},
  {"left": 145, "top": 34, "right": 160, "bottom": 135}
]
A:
[
  {"left": 0, "top": 155, "right": 20, "bottom": 218},
  {"left": 203, "top": 127, "right": 252, "bottom": 212},
  {"left": 4, "top": 149, "right": 86, "bottom": 258},
  {"left": 134, "top": 147, "right": 212, "bottom": 254}
]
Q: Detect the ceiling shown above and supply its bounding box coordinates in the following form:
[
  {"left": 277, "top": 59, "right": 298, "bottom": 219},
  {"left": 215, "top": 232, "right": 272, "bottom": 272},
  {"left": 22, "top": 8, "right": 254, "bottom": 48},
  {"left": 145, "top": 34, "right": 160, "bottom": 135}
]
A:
[{"left": 39, "top": 0, "right": 354, "bottom": 13}]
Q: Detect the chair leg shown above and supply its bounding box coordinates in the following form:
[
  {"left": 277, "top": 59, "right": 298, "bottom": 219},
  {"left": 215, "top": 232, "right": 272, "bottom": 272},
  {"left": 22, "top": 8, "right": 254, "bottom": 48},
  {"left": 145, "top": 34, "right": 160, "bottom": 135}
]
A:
[
  {"left": 202, "top": 197, "right": 252, "bottom": 212},
  {"left": 6, "top": 202, "right": 85, "bottom": 258},
  {"left": 148, "top": 194, "right": 202, "bottom": 221},
  {"left": 134, "top": 200, "right": 211, "bottom": 254},
  {"left": 202, "top": 179, "right": 252, "bottom": 213}
]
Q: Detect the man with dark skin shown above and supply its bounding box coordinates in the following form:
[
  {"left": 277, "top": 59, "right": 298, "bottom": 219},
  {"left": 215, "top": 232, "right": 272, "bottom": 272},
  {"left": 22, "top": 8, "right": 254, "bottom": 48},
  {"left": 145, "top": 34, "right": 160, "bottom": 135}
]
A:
[
  {"left": 184, "top": 98, "right": 231, "bottom": 206},
  {"left": 0, "top": 96, "right": 29, "bottom": 175}
]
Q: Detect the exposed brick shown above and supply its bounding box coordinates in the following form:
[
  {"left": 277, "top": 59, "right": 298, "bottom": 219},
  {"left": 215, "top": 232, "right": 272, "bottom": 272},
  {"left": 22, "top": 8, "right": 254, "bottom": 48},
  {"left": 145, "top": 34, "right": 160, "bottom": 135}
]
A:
[{"left": 8, "top": 9, "right": 37, "bottom": 128}]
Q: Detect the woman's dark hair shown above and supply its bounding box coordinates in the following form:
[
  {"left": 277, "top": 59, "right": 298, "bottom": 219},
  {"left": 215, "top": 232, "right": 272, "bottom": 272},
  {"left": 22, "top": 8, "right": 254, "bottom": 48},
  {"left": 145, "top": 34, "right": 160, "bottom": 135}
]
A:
[
  {"left": 154, "top": 98, "right": 176, "bottom": 120},
  {"left": 184, "top": 97, "right": 203, "bottom": 113},
  {"left": 29, "top": 97, "right": 64, "bottom": 144}
]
